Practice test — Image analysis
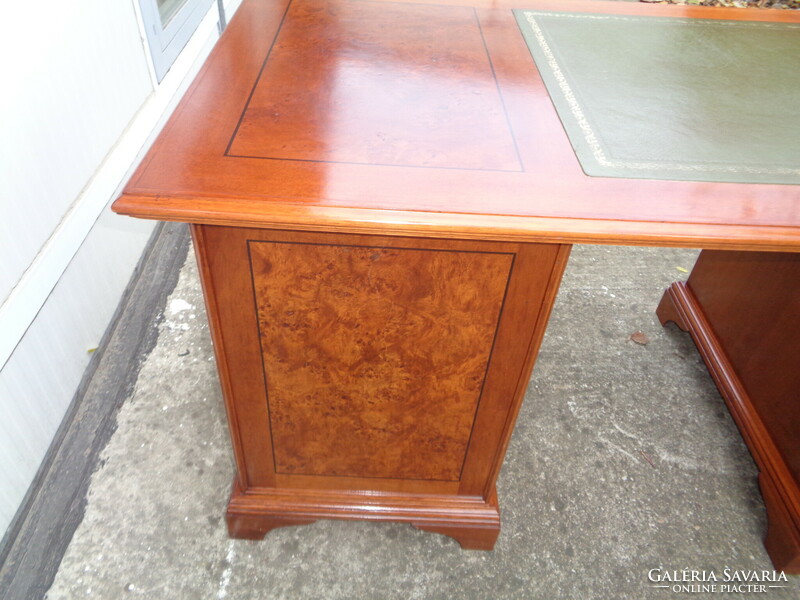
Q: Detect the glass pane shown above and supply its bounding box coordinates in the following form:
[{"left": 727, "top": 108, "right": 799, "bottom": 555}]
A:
[{"left": 158, "top": 0, "right": 188, "bottom": 27}]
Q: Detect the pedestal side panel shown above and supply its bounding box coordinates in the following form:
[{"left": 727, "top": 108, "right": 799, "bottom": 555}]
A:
[
  {"left": 248, "top": 240, "right": 514, "bottom": 481},
  {"left": 687, "top": 250, "right": 800, "bottom": 486}
]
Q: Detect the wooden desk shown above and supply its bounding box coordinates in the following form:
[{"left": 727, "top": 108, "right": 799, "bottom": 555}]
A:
[{"left": 113, "top": 0, "right": 800, "bottom": 570}]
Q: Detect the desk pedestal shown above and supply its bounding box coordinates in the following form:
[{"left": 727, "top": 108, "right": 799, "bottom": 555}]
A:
[
  {"left": 658, "top": 250, "right": 800, "bottom": 573},
  {"left": 191, "top": 225, "right": 570, "bottom": 549}
]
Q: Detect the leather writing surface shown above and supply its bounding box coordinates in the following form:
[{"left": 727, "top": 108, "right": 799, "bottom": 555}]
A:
[{"left": 515, "top": 11, "right": 800, "bottom": 184}]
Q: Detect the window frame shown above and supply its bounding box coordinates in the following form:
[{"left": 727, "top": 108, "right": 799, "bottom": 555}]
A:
[{"left": 139, "top": 0, "right": 216, "bottom": 82}]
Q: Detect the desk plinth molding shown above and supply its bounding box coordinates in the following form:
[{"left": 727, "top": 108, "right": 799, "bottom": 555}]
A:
[{"left": 226, "top": 479, "right": 501, "bottom": 549}]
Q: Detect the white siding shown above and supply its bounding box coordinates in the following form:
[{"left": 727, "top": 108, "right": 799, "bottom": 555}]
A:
[
  {"left": 0, "top": 0, "right": 243, "bottom": 537},
  {"left": 0, "top": 1, "right": 153, "bottom": 301},
  {"left": 0, "top": 211, "right": 155, "bottom": 524}
]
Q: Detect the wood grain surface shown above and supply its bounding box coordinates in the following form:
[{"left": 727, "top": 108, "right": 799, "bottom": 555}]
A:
[
  {"left": 193, "top": 226, "right": 568, "bottom": 496},
  {"left": 229, "top": 0, "right": 520, "bottom": 171},
  {"left": 113, "top": 0, "right": 800, "bottom": 251},
  {"left": 688, "top": 252, "right": 800, "bottom": 484},
  {"left": 248, "top": 240, "right": 513, "bottom": 480},
  {"left": 195, "top": 225, "right": 570, "bottom": 547}
]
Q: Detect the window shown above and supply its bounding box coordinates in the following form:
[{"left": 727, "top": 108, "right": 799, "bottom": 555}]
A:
[{"left": 139, "top": 0, "right": 216, "bottom": 81}]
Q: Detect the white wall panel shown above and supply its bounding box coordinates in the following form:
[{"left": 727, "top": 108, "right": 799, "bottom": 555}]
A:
[
  {"left": 0, "top": 209, "right": 155, "bottom": 531},
  {"left": 0, "top": 0, "right": 153, "bottom": 301},
  {"left": 0, "top": 0, "right": 242, "bottom": 540}
]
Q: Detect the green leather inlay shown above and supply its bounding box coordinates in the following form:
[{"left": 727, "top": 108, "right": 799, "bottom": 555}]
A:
[{"left": 514, "top": 11, "right": 800, "bottom": 184}]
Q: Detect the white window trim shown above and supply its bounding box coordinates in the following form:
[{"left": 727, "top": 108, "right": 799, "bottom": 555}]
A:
[{"left": 139, "top": 0, "right": 215, "bottom": 81}]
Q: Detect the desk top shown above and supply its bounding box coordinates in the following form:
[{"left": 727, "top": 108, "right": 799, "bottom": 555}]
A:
[{"left": 113, "top": 0, "right": 800, "bottom": 251}]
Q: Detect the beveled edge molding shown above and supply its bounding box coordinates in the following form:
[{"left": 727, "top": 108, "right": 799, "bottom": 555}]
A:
[
  {"left": 112, "top": 194, "right": 800, "bottom": 253},
  {"left": 657, "top": 282, "right": 800, "bottom": 574},
  {"left": 229, "top": 483, "right": 500, "bottom": 525},
  {"left": 226, "top": 480, "right": 501, "bottom": 549},
  {"left": 760, "top": 472, "right": 800, "bottom": 574}
]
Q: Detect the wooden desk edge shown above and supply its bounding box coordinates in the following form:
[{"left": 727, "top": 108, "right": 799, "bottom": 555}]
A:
[{"left": 112, "top": 194, "right": 800, "bottom": 253}]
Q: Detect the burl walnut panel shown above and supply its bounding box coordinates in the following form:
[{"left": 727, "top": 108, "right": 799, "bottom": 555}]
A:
[{"left": 248, "top": 241, "right": 513, "bottom": 480}]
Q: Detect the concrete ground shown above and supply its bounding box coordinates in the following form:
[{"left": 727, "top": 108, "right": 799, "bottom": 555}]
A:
[{"left": 44, "top": 243, "right": 800, "bottom": 599}]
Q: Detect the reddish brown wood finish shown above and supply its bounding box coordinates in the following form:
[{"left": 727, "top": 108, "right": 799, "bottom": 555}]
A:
[
  {"left": 658, "top": 251, "right": 800, "bottom": 573},
  {"left": 227, "top": 480, "right": 503, "bottom": 549},
  {"left": 113, "top": 0, "right": 800, "bottom": 251},
  {"left": 112, "top": 0, "right": 800, "bottom": 559},
  {"left": 412, "top": 487, "right": 501, "bottom": 550},
  {"left": 248, "top": 240, "right": 513, "bottom": 481},
  {"left": 230, "top": 1, "right": 520, "bottom": 171},
  {"left": 194, "top": 224, "right": 569, "bottom": 546}
]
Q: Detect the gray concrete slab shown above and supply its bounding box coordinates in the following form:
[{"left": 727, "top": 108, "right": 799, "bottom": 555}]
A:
[{"left": 45, "top": 245, "right": 800, "bottom": 599}]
